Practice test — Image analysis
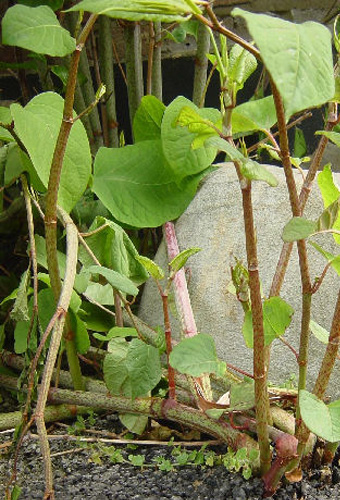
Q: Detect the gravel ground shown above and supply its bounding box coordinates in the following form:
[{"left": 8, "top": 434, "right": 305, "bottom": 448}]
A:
[{"left": 1, "top": 410, "right": 340, "bottom": 500}]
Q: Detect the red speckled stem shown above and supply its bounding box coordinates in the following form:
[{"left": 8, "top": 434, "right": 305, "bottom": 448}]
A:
[{"left": 163, "top": 222, "right": 197, "bottom": 338}]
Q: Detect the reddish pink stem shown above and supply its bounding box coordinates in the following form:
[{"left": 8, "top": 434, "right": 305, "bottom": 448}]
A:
[{"left": 163, "top": 222, "right": 197, "bottom": 337}]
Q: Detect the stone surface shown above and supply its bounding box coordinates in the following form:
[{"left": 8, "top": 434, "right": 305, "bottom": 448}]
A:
[{"left": 139, "top": 163, "right": 340, "bottom": 397}]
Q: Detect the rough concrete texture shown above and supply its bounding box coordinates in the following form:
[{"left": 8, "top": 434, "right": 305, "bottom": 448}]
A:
[{"left": 139, "top": 164, "right": 340, "bottom": 397}]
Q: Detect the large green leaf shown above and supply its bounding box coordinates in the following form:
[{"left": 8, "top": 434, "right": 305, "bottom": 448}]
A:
[
  {"left": 169, "top": 333, "right": 225, "bottom": 377},
  {"left": 67, "top": 0, "right": 198, "bottom": 22},
  {"left": 233, "top": 9, "right": 334, "bottom": 119},
  {"left": 104, "top": 338, "right": 162, "bottom": 399},
  {"left": 2, "top": 5, "right": 75, "bottom": 57},
  {"left": 10, "top": 92, "right": 91, "bottom": 213},
  {"left": 282, "top": 217, "right": 317, "bottom": 242},
  {"left": 206, "top": 136, "right": 278, "bottom": 187},
  {"left": 133, "top": 95, "right": 165, "bottom": 142},
  {"left": 92, "top": 142, "right": 206, "bottom": 227},
  {"left": 87, "top": 265, "right": 139, "bottom": 296},
  {"left": 299, "top": 390, "right": 340, "bottom": 443},
  {"left": 242, "top": 297, "right": 294, "bottom": 348},
  {"left": 78, "top": 217, "right": 149, "bottom": 285},
  {"left": 317, "top": 164, "right": 340, "bottom": 244},
  {"left": 161, "top": 97, "right": 219, "bottom": 182},
  {"left": 232, "top": 96, "right": 277, "bottom": 135}
]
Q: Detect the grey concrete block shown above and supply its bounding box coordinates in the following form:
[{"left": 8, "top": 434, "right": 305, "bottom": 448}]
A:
[{"left": 139, "top": 164, "right": 340, "bottom": 397}]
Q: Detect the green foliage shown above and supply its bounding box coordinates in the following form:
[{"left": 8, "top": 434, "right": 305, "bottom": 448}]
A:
[
  {"left": 136, "top": 256, "right": 165, "bottom": 281},
  {"left": 10, "top": 92, "right": 91, "bottom": 213},
  {"left": 206, "top": 380, "right": 255, "bottom": 420},
  {"left": 166, "top": 19, "right": 199, "bottom": 42},
  {"left": 78, "top": 302, "right": 115, "bottom": 332},
  {"left": 128, "top": 454, "right": 145, "bottom": 466},
  {"left": 310, "top": 242, "right": 340, "bottom": 276},
  {"left": 66, "top": 0, "right": 199, "bottom": 22},
  {"left": 104, "top": 337, "right": 162, "bottom": 399},
  {"left": 17, "top": 0, "right": 64, "bottom": 10},
  {"left": 120, "top": 413, "right": 149, "bottom": 435},
  {"left": 14, "top": 288, "right": 56, "bottom": 354},
  {"left": 68, "top": 308, "right": 90, "bottom": 354},
  {"left": 93, "top": 327, "right": 138, "bottom": 342},
  {"left": 87, "top": 265, "right": 139, "bottom": 297},
  {"left": 10, "top": 269, "right": 31, "bottom": 322},
  {"left": 309, "top": 319, "right": 329, "bottom": 344},
  {"left": 294, "top": 128, "right": 307, "bottom": 158},
  {"left": 169, "top": 333, "right": 226, "bottom": 377},
  {"left": 222, "top": 446, "right": 258, "bottom": 480},
  {"left": 316, "top": 198, "right": 340, "bottom": 232},
  {"left": 169, "top": 247, "right": 201, "bottom": 273},
  {"left": 0, "top": 107, "right": 15, "bottom": 142},
  {"left": 9, "top": 484, "right": 22, "bottom": 500},
  {"left": 242, "top": 297, "right": 294, "bottom": 348},
  {"left": 282, "top": 195, "right": 340, "bottom": 242},
  {"left": 14, "top": 318, "right": 34, "bottom": 354},
  {"left": 78, "top": 217, "right": 149, "bottom": 286},
  {"left": 282, "top": 217, "right": 317, "bottom": 242},
  {"left": 232, "top": 96, "right": 277, "bottom": 136},
  {"left": 12, "top": 285, "right": 88, "bottom": 355},
  {"left": 133, "top": 95, "right": 165, "bottom": 142},
  {"left": 2, "top": 5, "right": 75, "bottom": 57},
  {"left": 299, "top": 390, "right": 340, "bottom": 442},
  {"left": 227, "top": 43, "right": 257, "bottom": 96},
  {"left": 1, "top": 1, "right": 340, "bottom": 490},
  {"left": 318, "top": 164, "right": 340, "bottom": 207},
  {"left": 161, "top": 96, "right": 219, "bottom": 181},
  {"left": 233, "top": 9, "right": 334, "bottom": 119},
  {"left": 175, "top": 105, "right": 219, "bottom": 150},
  {"left": 206, "top": 136, "right": 278, "bottom": 187},
  {"left": 317, "top": 163, "right": 340, "bottom": 244},
  {"left": 230, "top": 380, "right": 255, "bottom": 411},
  {"left": 92, "top": 141, "right": 206, "bottom": 227}
]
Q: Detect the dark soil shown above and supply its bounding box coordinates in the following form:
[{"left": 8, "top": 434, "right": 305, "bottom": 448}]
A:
[{"left": 1, "top": 402, "right": 340, "bottom": 500}]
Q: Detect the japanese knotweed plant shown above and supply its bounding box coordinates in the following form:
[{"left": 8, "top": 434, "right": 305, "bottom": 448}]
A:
[{"left": 1, "top": 1, "right": 340, "bottom": 499}]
